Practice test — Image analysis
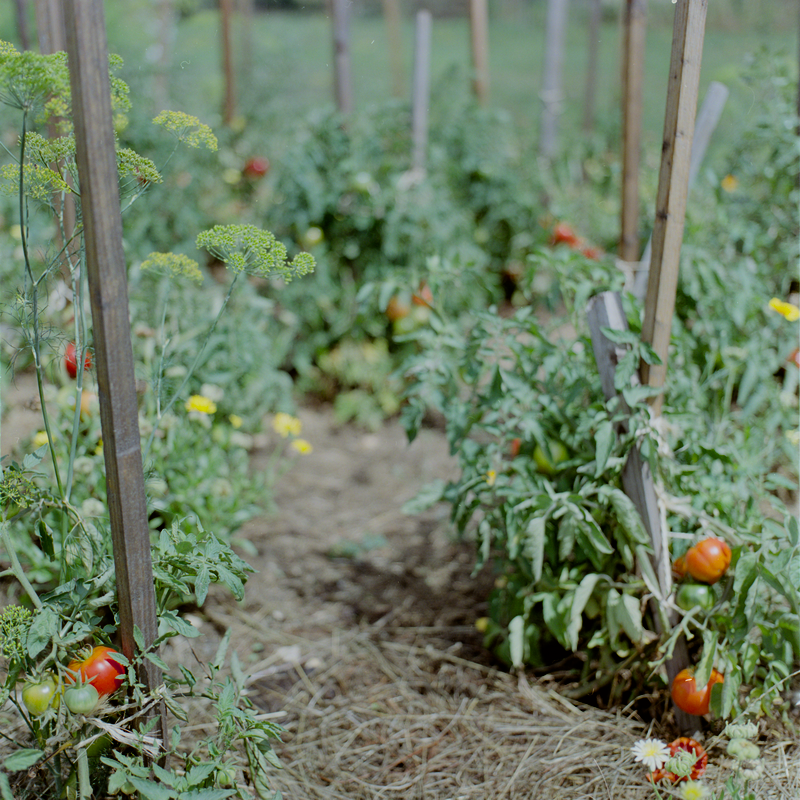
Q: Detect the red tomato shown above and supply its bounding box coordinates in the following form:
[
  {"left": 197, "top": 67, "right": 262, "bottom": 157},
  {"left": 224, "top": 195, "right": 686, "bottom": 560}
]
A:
[
  {"left": 580, "top": 244, "right": 602, "bottom": 260},
  {"left": 509, "top": 438, "right": 522, "bottom": 458},
  {"left": 788, "top": 348, "right": 800, "bottom": 368},
  {"left": 671, "top": 667, "right": 723, "bottom": 716},
  {"left": 385, "top": 295, "right": 410, "bottom": 323},
  {"left": 67, "top": 646, "right": 125, "bottom": 697},
  {"left": 411, "top": 281, "right": 434, "bottom": 308},
  {"left": 684, "top": 537, "right": 732, "bottom": 584},
  {"left": 64, "top": 342, "right": 91, "bottom": 379},
  {"left": 671, "top": 554, "right": 687, "bottom": 580},
  {"left": 648, "top": 737, "right": 708, "bottom": 783},
  {"left": 551, "top": 222, "right": 580, "bottom": 247},
  {"left": 243, "top": 156, "right": 270, "bottom": 179}
]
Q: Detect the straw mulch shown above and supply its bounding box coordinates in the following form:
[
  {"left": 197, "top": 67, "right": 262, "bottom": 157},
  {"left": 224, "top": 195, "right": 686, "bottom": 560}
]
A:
[{"left": 236, "top": 620, "right": 800, "bottom": 800}]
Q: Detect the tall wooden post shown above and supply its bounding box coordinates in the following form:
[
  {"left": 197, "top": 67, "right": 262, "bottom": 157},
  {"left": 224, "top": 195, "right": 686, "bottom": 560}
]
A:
[
  {"left": 619, "top": 0, "right": 647, "bottom": 263},
  {"left": 640, "top": 0, "right": 707, "bottom": 413},
  {"left": 583, "top": 0, "right": 602, "bottom": 132},
  {"left": 220, "top": 0, "right": 236, "bottom": 124},
  {"left": 540, "top": 0, "right": 569, "bottom": 158},
  {"left": 330, "top": 0, "right": 354, "bottom": 116},
  {"left": 411, "top": 10, "right": 432, "bottom": 174},
  {"left": 469, "top": 0, "right": 490, "bottom": 105},
  {"left": 63, "top": 0, "right": 166, "bottom": 746},
  {"left": 382, "top": 0, "right": 404, "bottom": 98}
]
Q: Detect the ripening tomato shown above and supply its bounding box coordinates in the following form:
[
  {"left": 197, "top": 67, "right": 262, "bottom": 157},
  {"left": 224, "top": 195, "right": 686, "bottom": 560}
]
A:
[
  {"left": 64, "top": 342, "right": 91, "bottom": 379},
  {"left": 551, "top": 222, "right": 579, "bottom": 247},
  {"left": 671, "top": 667, "right": 723, "bottom": 716},
  {"left": 648, "top": 737, "right": 708, "bottom": 783},
  {"left": 411, "top": 281, "right": 434, "bottom": 308},
  {"left": 580, "top": 244, "right": 602, "bottom": 260},
  {"left": 684, "top": 537, "right": 732, "bottom": 584},
  {"left": 67, "top": 646, "right": 125, "bottom": 697},
  {"left": 242, "top": 156, "right": 269, "bottom": 179},
  {"left": 672, "top": 554, "right": 687, "bottom": 580},
  {"left": 22, "top": 676, "right": 59, "bottom": 716},
  {"left": 676, "top": 583, "right": 715, "bottom": 612},
  {"left": 385, "top": 295, "right": 410, "bottom": 323},
  {"left": 64, "top": 683, "right": 100, "bottom": 714}
]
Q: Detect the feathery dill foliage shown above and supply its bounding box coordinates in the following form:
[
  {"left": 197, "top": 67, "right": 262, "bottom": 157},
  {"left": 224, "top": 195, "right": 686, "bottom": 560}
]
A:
[
  {"left": 0, "top": 41, "right": 129, "bottom": 129},
  {"left": 0, "top": 605, "right": 33, "bottom": 664},
  {"left": 141, "top": 252, "right": 203, "bottom": 284},
  {"left": 196, "top": 224, "right": 316, "bottom": 281},
  {"left": 153, "top": 110, "right": 218, "bottom": 151}
]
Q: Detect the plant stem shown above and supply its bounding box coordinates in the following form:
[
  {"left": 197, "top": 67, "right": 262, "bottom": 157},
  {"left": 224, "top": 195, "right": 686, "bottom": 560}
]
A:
[
  {"left": 143, "top": 271, "right": 241, "bottom": 461},
  {"left": 0, "top": 521, "right": 43, "bottom": 610}
]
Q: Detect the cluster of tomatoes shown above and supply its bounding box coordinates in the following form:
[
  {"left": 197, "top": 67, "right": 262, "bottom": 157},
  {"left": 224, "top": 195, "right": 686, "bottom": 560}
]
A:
[
  {"left": 550, "top": 221, "right": 603, "bottom": 261},
  {"left": 21, "top": 646, "right": 125, "bottom": 718},
  {"left": 669, "top": 536, "right": 732, "bottom": 716},
  {"left": 648, "top": 737, "right": 708, "bottom": 784}
]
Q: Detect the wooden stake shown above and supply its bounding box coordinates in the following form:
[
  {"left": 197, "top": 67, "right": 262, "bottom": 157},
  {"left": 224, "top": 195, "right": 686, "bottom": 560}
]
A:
[
  {"left": 640, "top": 0, "right": 708, "bottom": 413},
  {"left": 587, "top": 291, "right": 695, "bottom": 735},
  {"left": 411, "top": 10, "right": 432, "bottom": 174},
  {"left": 539, "top": 0, "right": 569, "bottom": 158},
  {"left": 63, "top": 0, "right": 165, "bottom": 747},
  {"left": 469, "top": 0, "right": 490, "bottom": 105},
  {"left": 330, "top": 0, "right": 354, "bottom": 116},
  {"left": 619, "top": 0, "right": 647, "bottom": 263},
  {"left": 382, "top": 0, "right": 404, "bottom": 98},
  {"left": 220, "top": 0, "right": 236, "bottom": 125},
  {"left": 582, "top": 0, "right": 601, "bottom": 133},
  {"left": 632, "top": 81, "right": 728, "bottom": 299}
]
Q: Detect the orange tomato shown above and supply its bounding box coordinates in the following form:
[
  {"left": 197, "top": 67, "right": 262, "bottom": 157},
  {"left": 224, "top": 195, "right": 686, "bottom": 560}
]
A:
[
  {"left": 671, "top": 667, "right": 723, "bottom": 716},
  {"left": 684, "top": 537, "right": 732, "bottom": 584}
]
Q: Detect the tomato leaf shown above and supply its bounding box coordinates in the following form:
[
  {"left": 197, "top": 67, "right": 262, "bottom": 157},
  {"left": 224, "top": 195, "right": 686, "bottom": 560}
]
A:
[
  {"left": 26, "top": 607, "right": 58, "bottom": 658},
  {"left": 194, "top": 565, "right": 211, "bottom": 606},
  {"left": 0, "top": 771, "right": 14, "bottom": 800},
  {"left": 3, "top": 748, "right": 44, "bottom": 772},
  {"left": 524, "top": 515, "right": 547, "bottom": 581},
  {"left": 614, "top": 593, "right": 644, "bottom": 645},
  {"left": 565, "top": 574, "right": 601, "bottom": 651},
  {"left": 694, "top": 629, "right": 717, "bottom": 688},
  {"left": 593, "top": 420, "right": 614, "bottom": 477},
  {"left": 605, "top": 488, "right": 650, "bottom": 546},
  {"left": 508, "top": 615, "right": 525, "bottom": 668}
]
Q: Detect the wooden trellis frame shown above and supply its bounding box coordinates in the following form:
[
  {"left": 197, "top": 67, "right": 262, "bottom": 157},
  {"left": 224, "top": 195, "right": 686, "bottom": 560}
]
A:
[{"left": 63, "top": 0, "right": 167, "bottom": 747}]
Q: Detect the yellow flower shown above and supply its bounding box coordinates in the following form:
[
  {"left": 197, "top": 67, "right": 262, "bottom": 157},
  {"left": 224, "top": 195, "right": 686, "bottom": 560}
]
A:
[
  {"left": 185, "top": 395, "right": 217, "bottom": 415},
  {"left": 721, "top": 174, "right": 738, "bottom": 193},
  {"left": 680, "top": 780, "right": 709, "bottom": 800},
  {"left": 94, "top": 439, "right": 103, "bottom": 456},
  {"left": 290, "top": 438, "right": 313, "bottom": 455},
  {"left": 273, "top": 412, "right": 302, "bottom": 438},
  {"left": 32, "top": 430, "right": 49, "bottom": 449},
  {"left": 486, "top": 469, "right": 497, "bottom": 486},
  {"left": 768, "top": 297, "right": 800, "bottom": 322},
  {"left": 229, "top": 414, "right": 243, "bottom": 429}
]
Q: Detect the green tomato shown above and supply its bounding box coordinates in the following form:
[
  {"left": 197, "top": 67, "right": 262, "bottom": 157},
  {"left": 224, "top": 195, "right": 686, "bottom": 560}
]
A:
[
  {"left": 533, "top": 441, "right": 568, "bottom": 476},
  {"left": 676, "top": 583, "right": 716, "bottom": 611},
  {"left": 22, "top": 677, "right": 59, "bottom": 716},
  {"left": 64, "top": 683, "right": 100, "bottom": 715}
]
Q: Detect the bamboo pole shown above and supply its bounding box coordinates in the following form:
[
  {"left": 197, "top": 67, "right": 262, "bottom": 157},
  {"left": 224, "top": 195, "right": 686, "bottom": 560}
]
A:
[
  {"left": 411, "top": 10, "right": 432, "bottom": 175},
  {"left": 330, "top": 0, "right": 354, "bottom": 116},
  {"left": 382, "top": 0, "right": 404, "bottom": 98},
  {"left": 619, "top": 0, "right": 647, "bottom": 263},
  {"left": 640, "top": 0, "right": 708, "bottom": 413},
  {"left": 63, "top": 0, "right": 166, "bottom": 748},
  {"left": 469, "top": 0, "right": 490, "bottom": 105}
]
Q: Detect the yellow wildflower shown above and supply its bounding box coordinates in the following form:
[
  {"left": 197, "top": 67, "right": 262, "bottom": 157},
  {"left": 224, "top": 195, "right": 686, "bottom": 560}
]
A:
[
  {"left": 229, "top": 414, "right": 243, "bottom": 429},
  {"left": 273, "top": 412, "right": 302, "bottom": 438},
  {"left": 680, "top": 780, "right": 709, "bottom": 800},
  {"left": 290, "top": 438, "right": 313, "bottom": 455},
  {"left": 720, "top": 174, "right": 738, "bottom": 193},
  {"left": 486, "top": 469, "right": 497, "bottom": 487},
  {"left": 185, "top": 395, "right": 217, "bottom": 415},
  {"left": 768, "top": 297, "right": 800, "bottom": 322},
  {"left": 32, "top": 430, "right": 49, "bottom": 449}
]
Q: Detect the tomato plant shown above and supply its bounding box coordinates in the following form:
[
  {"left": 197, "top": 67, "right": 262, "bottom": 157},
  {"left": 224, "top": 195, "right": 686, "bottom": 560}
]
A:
[
  {"left": 67, "top": 646, "right": 125, "bottom": 696},
  {"left": 64, "top": 683, "right": 100, "bottom": 714},
  {"left": 671, "top": 667, "right": 724, "bottom": 716},
  {"left": 64, "top": 342, "right": 91, "bottom": 379},
  {"left": 21, "top": 676, "right": 59, "bottom": 716},
  {"left": 676, "top": 583, "right": 715, "bottom": 611},
  {"left": 684, "top": 537, "right": 732, "bottom": 584}
]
